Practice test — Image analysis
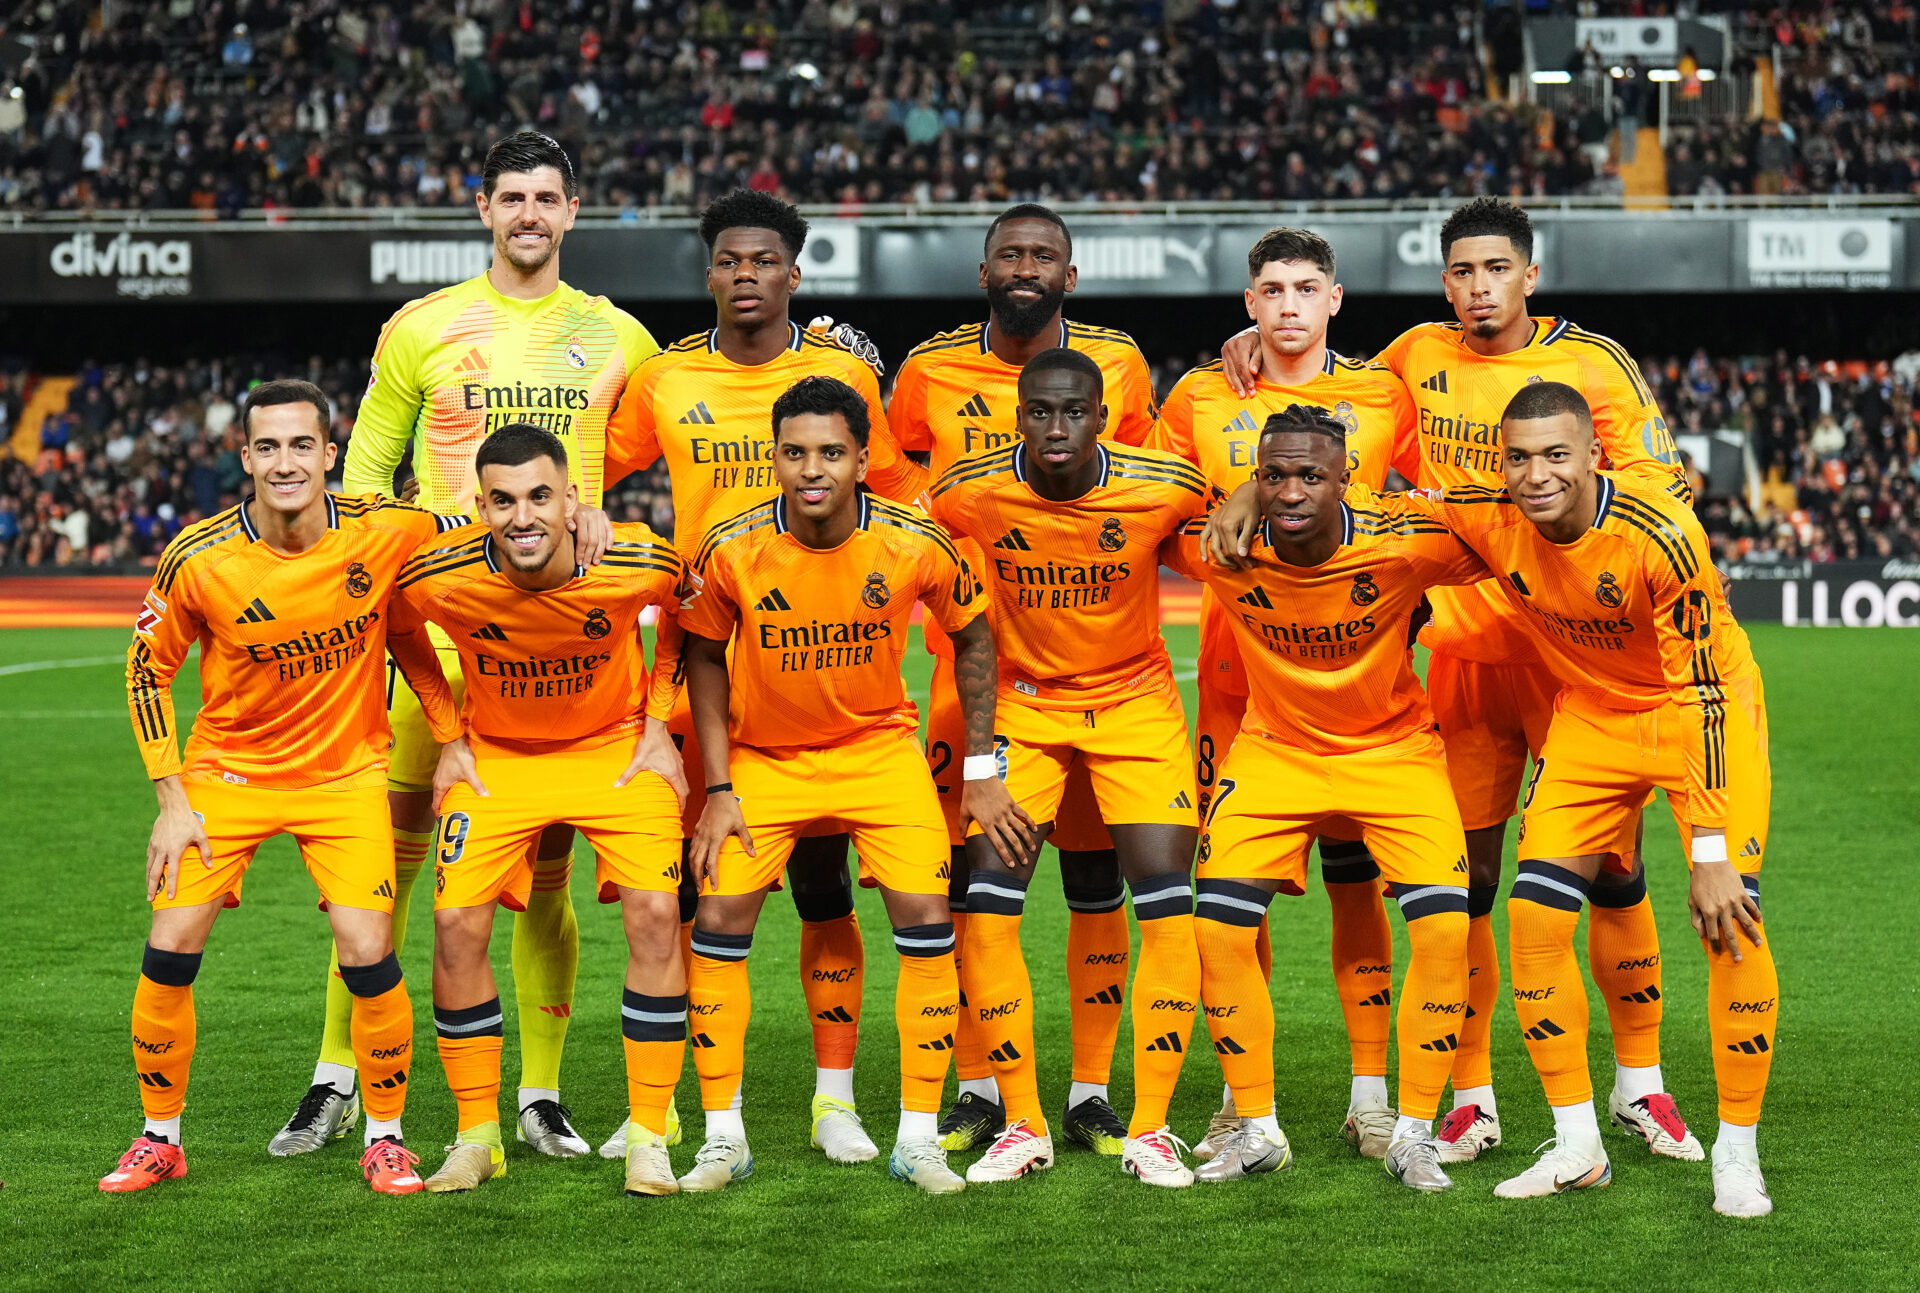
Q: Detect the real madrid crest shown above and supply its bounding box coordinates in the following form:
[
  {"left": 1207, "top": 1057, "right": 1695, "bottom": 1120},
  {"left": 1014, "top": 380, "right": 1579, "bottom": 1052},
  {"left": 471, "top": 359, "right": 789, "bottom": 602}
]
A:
[
  {"left": 862, "top": 571, "right": 890, "bottom": 609},
  {"left": 565, "top": 338, "right": 588, "bottom": 370},
  {"left": 1350, "top": 571, "right": 1379, "bottom": 606},
  {"left": 583, "top": 607, "right": 612, "bottom": 638},
  {"left": 344, "top": 562, "right": 373, "bottom": 598},
  {"left": 1594, "top": 571, "right": 1623, "bottom": 608},
  {"left": 1332, "top": 400, "right": 1359, "bottom": 433},
  {"left": 1098, "top": 517, "right": 1126, "bottom": 553}
]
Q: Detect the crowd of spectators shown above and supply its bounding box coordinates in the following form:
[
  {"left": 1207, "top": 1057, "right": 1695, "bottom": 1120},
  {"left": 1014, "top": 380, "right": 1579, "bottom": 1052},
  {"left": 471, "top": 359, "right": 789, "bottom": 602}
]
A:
[{"left": 4, "top": 343, "right": 1917, "bottom": 569}]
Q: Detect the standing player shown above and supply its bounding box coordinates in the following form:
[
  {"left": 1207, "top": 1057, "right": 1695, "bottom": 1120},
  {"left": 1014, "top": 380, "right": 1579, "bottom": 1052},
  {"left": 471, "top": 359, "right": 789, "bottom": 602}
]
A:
[
  {"left": 1378, "top": 383, "right": 1776, "bottom": 1217},
  {"left": 676, "top": 376, "right": 1023, "bottom": 1195},
  {"left": 888, "top": 203, "right": 1157, "bottom": 1155},
  {"left": 1214, "top": 199, "right": 1695, "bottom": 1164},
  {"left": 1162, "top": 405, "right": 1486, "bottom": 1192},
  {"left": 276, "top": 130, "right": 659, "bottom": 1159},
  {"left": 385, "top": 425, "right": 693, "bottom": 1197},
  {"left": 603, "top": 189, "right": 928, "bottom": 1164},
  {"left": 930, "top": 350, "right": 1207, "bottom": 1188},
  {"left": 104, "top": 381, "right": 464, "bottom": 1195},
  {"left": 1154, "top": 227, "right": 1421, "bottom": 1162}
]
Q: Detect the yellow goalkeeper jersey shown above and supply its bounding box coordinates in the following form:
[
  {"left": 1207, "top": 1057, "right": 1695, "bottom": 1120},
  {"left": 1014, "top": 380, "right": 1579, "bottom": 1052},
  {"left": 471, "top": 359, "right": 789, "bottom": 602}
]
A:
[{"left": 343, "top": 273, "right": 658, "bottom": 512}]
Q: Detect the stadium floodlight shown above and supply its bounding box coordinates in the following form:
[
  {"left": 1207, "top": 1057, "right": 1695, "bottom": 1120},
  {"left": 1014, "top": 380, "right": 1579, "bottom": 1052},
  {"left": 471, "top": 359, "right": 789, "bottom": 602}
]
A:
[
  {"left": 1531, "top": 70, "right": 1572, "bottom": 84},
  {"left": 1648, "top": 69, "right": 1681, "bottom": 82},
  {"left": 1698, "top": 69, "right": 1717, "bottom": 81},
  {"left": 792, "top": 61, "right": 820, "bottom": 81}
]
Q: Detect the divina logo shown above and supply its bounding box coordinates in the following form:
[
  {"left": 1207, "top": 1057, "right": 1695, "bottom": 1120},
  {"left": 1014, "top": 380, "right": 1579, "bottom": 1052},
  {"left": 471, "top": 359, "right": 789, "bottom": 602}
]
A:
[{"left": 52, "top": 232, "right": 193, "bottom": 298}]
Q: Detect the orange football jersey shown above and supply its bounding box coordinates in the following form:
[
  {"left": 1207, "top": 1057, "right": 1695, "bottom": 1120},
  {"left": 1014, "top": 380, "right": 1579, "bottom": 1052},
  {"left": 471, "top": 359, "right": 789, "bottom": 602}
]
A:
[
  {"left": 605, "top": 324, "right": 927, "bottom": 554},
  {"left": 390, "top": 522, "right": 685, "bottom": 750},
  {"left": 1375, "top": 316, "right": 1688, "bottom": 665},
  {"left": 930, "top": 441, "right": 1207, "bottom": 709},
  {"left": 1377, "top": 476, "right": 1751, "bottom": 827},
  {"left": 1163, "top": 501, "right": 1490, "bottom": 756},
  {"left": 127, "top": 494, "right": 464, "bottom": 788},
  {"left": 681, "top": 494, "right": 985, "bottom": 750},
  {"left": 1152, "top": 352, "right": 1422, "bottom": 697}
]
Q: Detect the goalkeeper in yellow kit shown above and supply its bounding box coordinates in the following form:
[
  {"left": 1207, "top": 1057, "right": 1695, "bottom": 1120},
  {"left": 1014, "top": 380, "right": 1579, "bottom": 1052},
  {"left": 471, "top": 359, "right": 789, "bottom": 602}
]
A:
[{"left": 268, "top": 131, "right": 661, "bottom": 1160}]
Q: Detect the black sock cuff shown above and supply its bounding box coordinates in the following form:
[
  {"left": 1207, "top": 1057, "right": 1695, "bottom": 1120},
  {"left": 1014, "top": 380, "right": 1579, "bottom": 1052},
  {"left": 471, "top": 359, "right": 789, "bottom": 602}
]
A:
[
  {"left": 141, "top": 943, "right": 202, "bottom": 987},
  {"left": 690, "top": 928, "right": 753, "bottom": 962},
  {"left": 434, "top": 997, "right": 504, "bottom": 1038},
  {"left": 1128, "top": 871, "right": 1194, "bottom": 921},
  {"left": 1389, "top": 881, "right": 1469, "bottom": 920},
  {"left": 966, "top": 868, "right": 1029, "bottom": 916},
  {"left": 1060, "top": 849, "right": 1125, "bottom": 912},
  {"left": 1511, "top": 860, "right": 1591, "bottom": 912},
  {"left": 1468, "top": 882, "right": 1499, "bottom": 919},
  {"left": 791, "top": 882, "right": 856, "bottom": 923},
  {"left": 622, "top": 989, "right": 688, "bottom": 1042},
  {"left": 1588, "top": 869, "right": 1648, "bottom": 909},
  {"left": 1195, "top": 877, "right": 1272, "bottom": 927},
  {"left": 338, "top": 952, "right": 403, "bottom": 998},
  {"left": 894, "top": 922, "right": 956, "bottom": 958}
]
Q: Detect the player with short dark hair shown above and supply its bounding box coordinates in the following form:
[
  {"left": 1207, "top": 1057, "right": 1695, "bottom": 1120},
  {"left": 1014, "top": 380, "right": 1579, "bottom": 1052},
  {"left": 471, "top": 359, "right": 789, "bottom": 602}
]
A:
[
  {"left": 103, "top": 388, "right": 466, "bottom": 1196},
  {"left": 889, "top": 204, "right": 1159, "bottom": 1157},
  {"left": 931, "top": 350, "right": 1210, "bottom": 1187},
  {"left": 603, "top": 190, "right": 931, "bottom": 1165},
  {"left": 674, "top": 377, "right": 1025, "bottom": 1195},
  {"left": 1373, "top": 383, "right": 1777, "bottom": 1217}
]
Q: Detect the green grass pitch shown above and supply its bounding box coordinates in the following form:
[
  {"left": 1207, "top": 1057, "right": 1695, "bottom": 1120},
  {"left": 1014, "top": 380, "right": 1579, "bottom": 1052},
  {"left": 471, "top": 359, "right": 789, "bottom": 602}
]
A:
[{"left": 0, "top": 624, "right": 1912, "bottom": 1290}]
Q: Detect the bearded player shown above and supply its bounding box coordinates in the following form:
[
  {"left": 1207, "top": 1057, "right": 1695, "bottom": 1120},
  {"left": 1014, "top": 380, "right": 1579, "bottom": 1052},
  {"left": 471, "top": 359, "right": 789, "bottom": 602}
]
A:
[
  {"left": 889, "top": 204, "right": 1158, "bottom": 1154},
  {"left": 271, "top": 130, "right": 659, "bottom": 1160}
]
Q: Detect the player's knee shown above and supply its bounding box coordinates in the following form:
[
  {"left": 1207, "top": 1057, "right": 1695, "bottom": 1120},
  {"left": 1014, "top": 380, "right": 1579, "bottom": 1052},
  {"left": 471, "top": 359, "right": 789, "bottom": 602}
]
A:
[
  {"left": 1126, "top": 870, "right": 1194, "bottom": 922},
  {"left": 1507, "top": 862, "right": 1591, "bottom": 950},
  {"left": 337, "top": 951, "right": 404, "bottom": 998},
  {"left": 1319, "top": 838, "right": 1381, "bottom": 886},
  {"left": 790, "top": 881, "right": 855, "bottom": 923},
  {"left": 1392, "top": 883, "right": 1469, "bottom": 954},
  {"left": 1588, "top": 865, "right": 1648, "bottom": 908},
  {"left": 1061, "top": 848, "right": 1125, "bottom": 915},
  {"left": 1193, "top": 878, "right": 1271, "bottom": 961},
  {"left": 965, "top": 867, "right": 1030, "bottom": 920},
  {"left": 1463, "top": 825, "right": 1506, "bottom": 888},
  {"left": 141, "top": 942, "right": 203, "bottom": 986},
  {"left": 893, "top": 919, "right": 956, "bottom": 960}
]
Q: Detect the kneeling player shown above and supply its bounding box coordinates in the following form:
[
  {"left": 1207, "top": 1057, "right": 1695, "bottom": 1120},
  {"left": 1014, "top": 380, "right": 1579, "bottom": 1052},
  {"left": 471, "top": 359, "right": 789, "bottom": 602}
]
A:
[
  {"left": 1381, "top": 383, "right": 1778, "bottom": 1217},
  {"left": 105, "top": 381, "right": 463, "bottom": 1195},
  {"left": 1164, "top": 405, "right": 1488, "bottom": 1192},
  {"left": 931, "top": 348, "right": 1207, "bottom": 1187},
  {"left": 679, "top": 376, "right": 1032, "bottom": 1195},
  {"left": 391, "top": 425, "right": 694, "bottom": 1197}
]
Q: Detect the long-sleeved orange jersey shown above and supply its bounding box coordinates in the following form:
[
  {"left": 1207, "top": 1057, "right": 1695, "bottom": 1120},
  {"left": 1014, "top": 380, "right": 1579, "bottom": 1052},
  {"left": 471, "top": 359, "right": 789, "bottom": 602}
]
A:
[
  {"left": 126, "top": 494, "right": 464, "bottom": 788},
  {"left": 680, "top": 494, "right": 985, "bottom": 750},
  {"left": 1163, "top": 500, "right": 1490, "bottom": 755},
  {"left": 931, "top": 441, "right": 1207, "bottom": 709},
  {"left": 1374, "top": 316, "right": 1689, "bottom": 664},
  {"left": 389, "top": 522, "right": 686, "bottom": 750},
  {"left": 1152, "top": 352, "right": 1422, "bottom": 697},
  {"left": 604, "top": 323, "right": 927, "bottom": 550},
  {"left": 1378, "top": 476, "right": 1754, "bottom": 827}
]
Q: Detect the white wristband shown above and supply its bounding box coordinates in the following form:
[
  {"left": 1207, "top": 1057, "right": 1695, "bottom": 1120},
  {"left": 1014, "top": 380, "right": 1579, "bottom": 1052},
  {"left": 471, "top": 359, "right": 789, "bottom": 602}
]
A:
[
  {"left": 1690, "top": 831, "right": 1729, "bottom": 864},
  {"left": 962, "top": 755, "right": 999, "bottom": 782}
]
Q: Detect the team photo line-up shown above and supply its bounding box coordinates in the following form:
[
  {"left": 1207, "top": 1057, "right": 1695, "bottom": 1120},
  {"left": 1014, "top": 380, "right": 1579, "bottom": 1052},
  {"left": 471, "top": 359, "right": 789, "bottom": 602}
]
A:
[{"left": 103, "top": 129, "right": 1777, "bottom": 1218}]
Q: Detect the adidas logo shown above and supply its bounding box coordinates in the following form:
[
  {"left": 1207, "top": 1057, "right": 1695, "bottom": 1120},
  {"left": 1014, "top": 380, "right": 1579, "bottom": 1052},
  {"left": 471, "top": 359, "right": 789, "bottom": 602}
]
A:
[
  {"left": 992, "top": 528, "right": 1032, "bottom": 551},
  {"left": 957, "top": 393, "right": 992, "bottom": 419},
  {"left": 371, "top": 1072, "right": 407, "bottom": 1090},
  {"left": 1168, "top": 791, "right": 1192, "bottom": 810},
  {"left": 987, "top": 1041, "right": 1023, "bottom": 1063},
  {"left": 1213, "top": 1037, "right": 1246, "bottom": 1056},
  {"left": 1727, "top": 1033, "right": 1770, "bottom": 1055},
  {"left": 1420, "top": 370, "right": 1448, "bottom": 394},
  {"left": 1360, "top": 990, "right": 1391, "bottom": 1007},
  {"left": 935, "top": 860, "right": 951, "bottom": 881},
  {"left": 1740, "top": 836, "right": 1762, "bottom": 858},
  {"left": 690, "top": 1032, "right": 715, "bottom": 1049},
  {"left": 373, "top": 880, "right": 394, "bottom": 899},
  {"left": 1523, "top": 1018, "right": 1566, "bottom": 1041},
  {"left": 1222, "top": 410, "right": 1257, "bottom": 436},
  {"left": 136, "top": 1070, "right": 175, "bottom": 1089},
  {"left": 1084, "top": 984, "right": 1122, "bottom": 1006},
  {"left": 234, "top": 597, "right": 275, "bottom": 624},
  {"left": 918, "top": 1033, "right": 954, "bottom": 1051},
  {"left": 754, "top": 588, "right": 792, "bottom": 612},
  {"left": 678, "top": 402, "right": 717, "bottom": 425},
  {"left": 1235, "top": 586, "right": 1274, "bottom": 610},
  {"left": 1452, "top": 857, "right": 1469, "bottom": 873},
  {"left": 538, "top": 1004, "right": 571, "bottom": 1018},
  {"left": 1419, "top": 1033, "right": 1459, "bottom": 1052},
  {"left": 470, "top": 622, "right": 509, "bottom": 641},
  {"left": 816, "top": 1005, "right": 855, "bottom": 1024},
  {"left": 1619, "top": 984, "right": 1662, "bottom": 1004},
  {"left": 1144, "top": 1032, "right": 1184, "bottom": 1054}
]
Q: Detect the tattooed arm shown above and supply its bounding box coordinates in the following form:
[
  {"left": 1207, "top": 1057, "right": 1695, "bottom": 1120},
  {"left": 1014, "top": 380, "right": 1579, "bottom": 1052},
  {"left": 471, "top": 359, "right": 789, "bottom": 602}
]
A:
[{"left": 949, "top": 611, "right": 1039, "bottom": 866}]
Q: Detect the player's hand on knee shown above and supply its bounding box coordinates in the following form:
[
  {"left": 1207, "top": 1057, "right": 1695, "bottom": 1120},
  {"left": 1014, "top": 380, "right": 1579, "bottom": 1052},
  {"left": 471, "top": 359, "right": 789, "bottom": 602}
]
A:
[
  {"left": 689, "top": 793, "right": 753, "bottom": 893},
  {"left": 569, "top": 503, "right": 613, "bottom": 565},
  {"left": 961, "top": 779, "right": 1040, "bottom": 868},
  {"left": 1688, "top": 858, "right": 1762, "bottom": 962},
  {"left": 1220, "top": 325, "right": 1262, "bottom": 398},
  {"left": 432, "top": 735, "right": 489, "bottom": 815},
  {"left": 616, "top": 717, "right": 688, "bottom": 808},
  {"left": 147, "top": 803, "right": 211, "bottom": 902},
  {"left": 1202, "top": 481, "right": 1261, "bottom": 569}
]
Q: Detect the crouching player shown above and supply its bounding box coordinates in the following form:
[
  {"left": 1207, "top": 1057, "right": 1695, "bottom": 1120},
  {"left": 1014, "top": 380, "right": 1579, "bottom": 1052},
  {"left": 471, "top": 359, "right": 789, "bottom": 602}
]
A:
[
  {"left": 388, "top": 424, "right": 695, "bottom": 1197},
  {"left": 1166, "top": 404, "right": 1487, "bottom": 1191},
  {"left": 1379, "top": 382, "right": 1778, "bottom": 1217},
  {"left": 930, "top": 348, "right": 1208, "bottom": 1187},
  {"left": 677, "top": 376, "right": 1032, "bottom": 1195},
  {"left": 107, "top": 380, "right": 467, "bottom": 1195}
]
